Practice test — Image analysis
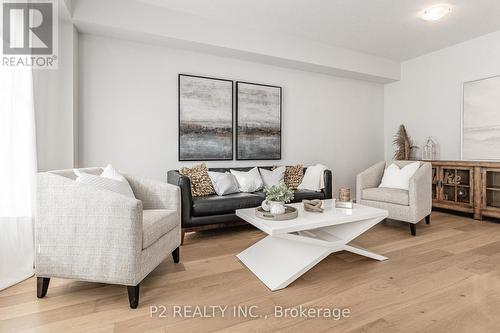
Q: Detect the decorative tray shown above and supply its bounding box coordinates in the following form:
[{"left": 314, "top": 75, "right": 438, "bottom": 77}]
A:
[{"left": 255, "top": 206, "right": 298, "bottom": 221}]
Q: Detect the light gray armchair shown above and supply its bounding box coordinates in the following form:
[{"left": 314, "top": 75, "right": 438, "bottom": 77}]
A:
[
  {"left": 356, "top": 161, "right": 432, "bottom": 236},
  {"left": 35, "top": 167, "right": 181, "bottom": 308}
]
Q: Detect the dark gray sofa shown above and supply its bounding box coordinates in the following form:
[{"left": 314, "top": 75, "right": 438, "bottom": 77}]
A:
[{"left": 167, "top": 166, "right": 332, "bottom": 242}]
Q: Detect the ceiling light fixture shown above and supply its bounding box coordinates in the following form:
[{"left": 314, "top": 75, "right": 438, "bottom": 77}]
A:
[{"left": 420, "top": 4, "right": 452, "bottom": 21}]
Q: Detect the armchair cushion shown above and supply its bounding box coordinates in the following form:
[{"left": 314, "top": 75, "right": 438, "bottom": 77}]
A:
[
  {"left": 142, "top": 209, "right": 179, "bottom": 249},
  {"left": 379, "top": 162, "right": 420, "bottom": 190},
  {"left": 362, "top": 187, "right": 409, "bottom": 206},
  {"left": 75, "top": 166, "right": 135, "bottom": 198}
]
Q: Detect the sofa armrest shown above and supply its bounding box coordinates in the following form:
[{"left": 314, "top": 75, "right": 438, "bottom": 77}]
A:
[
  {"left": 35, "top": 172, "right": 143, "bottom": 285},
  {"left": 125, "top": 174, "right": 180, "bottom": 211},
  {"left": 356, "top": 161, "right": 386, "bottom": 202},
  {"left": 323, "top": 170, "right": 333, "bottom": 199},
  {"left": 409, "top": 162, "right": 432, "bottom": 219},
  {"left": 167, "top": 170, "right": 193, "bottom": 227}
]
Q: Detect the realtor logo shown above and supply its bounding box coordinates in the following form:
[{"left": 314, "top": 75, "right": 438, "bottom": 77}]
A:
[{"left": 1, "top": 0, "right": 57, "bottom": 68}]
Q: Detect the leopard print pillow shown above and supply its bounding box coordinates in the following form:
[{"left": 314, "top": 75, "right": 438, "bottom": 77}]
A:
[
  {"left": 273, "top": 165, "right": 304, "bottom": 190},
  {"left": 179, "top": 163, "right": 215, "bottom": 197}
]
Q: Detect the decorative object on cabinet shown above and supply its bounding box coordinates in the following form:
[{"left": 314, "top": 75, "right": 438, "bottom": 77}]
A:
[
  {"left": 430, "top": 160, "right": 500, "bottom": 220},
  {"left": 422, "top": 137, "right": 438, "bottom": 160},
  {"left": 462, "top": 75, "right": 500, "bottom": 161},
  {"left": 393, "top": 124, "right": 418, "bottom": 160},
  {"left": 178, "top": 74, "right": 233, "bottom": 161}
]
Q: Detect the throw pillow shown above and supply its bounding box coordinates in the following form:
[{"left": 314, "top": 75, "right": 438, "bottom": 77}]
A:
[
  {"left": 274, "top": 165, "right": 304, "bottom": 190},
  {"left": 208, "top": 171, "right": 240, "bottom": 196},
  {"left": 74, "top": 164, "right": 135, "bottom": 198},
  {"left": 298, "top": 164, "right": 328, "bottom": 192},
  {"left": 230, "top": 167, "right": 264, "bottom": 192},
  {"left": 379, "top": 162, "right": 421, "bottom": 191},
  {"left": 259, "top": 166, "right": 285, "bottom": 188},
  {"left": 179, "top": 163, "right": 215, "bottom": 197}
]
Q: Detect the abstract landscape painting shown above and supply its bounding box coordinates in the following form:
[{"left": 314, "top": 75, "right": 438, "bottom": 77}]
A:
[
  {"left": 463, "top": 76, "right": 500, "bottom": 160},
  {"left": 236, "top": 82, "right": 281, "bottom": 160},
  {"left": 179, "top": 74, "right": 233, "bottom": 160}
]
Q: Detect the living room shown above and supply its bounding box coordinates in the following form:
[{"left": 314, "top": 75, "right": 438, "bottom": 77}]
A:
[{"left": 1, "top": 0, "right": 500, "bottom": 332}]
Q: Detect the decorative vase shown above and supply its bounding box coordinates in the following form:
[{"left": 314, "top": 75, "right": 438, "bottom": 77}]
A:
[
  {"left": 269, "top": 201, "right": 286, "bottom": 215},
  {"left": 261, "top": 200, "right": 286, "bottom": 214},
  {"left": 338, "top": 188, "right": 351, "bottom": 202}
]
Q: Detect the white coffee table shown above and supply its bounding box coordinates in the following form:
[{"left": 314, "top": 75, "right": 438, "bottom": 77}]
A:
[{"left": 236, "top": 200, "right": 389, "bottom": 291}]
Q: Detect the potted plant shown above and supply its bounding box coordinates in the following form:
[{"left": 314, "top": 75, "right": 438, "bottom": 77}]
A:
[{"left": 262, "top": 182, "right": 294, "bottom": 215}]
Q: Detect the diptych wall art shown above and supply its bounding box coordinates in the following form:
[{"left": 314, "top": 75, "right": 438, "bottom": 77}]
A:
[
  {"left": 178, "top": 74, "right": 233, "bottom": 161},
  {"left": 236, "top": 81, "right": 282, "bottom": 160},
  {"left": 462, "top": 75, "right": 500, "bottom": 160}
]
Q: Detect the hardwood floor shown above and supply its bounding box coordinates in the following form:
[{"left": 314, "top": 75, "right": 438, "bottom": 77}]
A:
[{"left": 2, "top": 211, "right": 500, "bottom": 332}]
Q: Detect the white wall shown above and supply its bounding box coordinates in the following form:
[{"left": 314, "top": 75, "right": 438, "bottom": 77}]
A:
[
  {"left": 73, "top": 0, "right": 399, "bottom": 83},
  {"left": 78, "top": 34, "right": 385, "bottom": 193},
  {"left": 33, "top": 8, "right": 78, "bottom": 171},
  {"left": 384, "top": 30, "right": 500, "bottom": 160}
]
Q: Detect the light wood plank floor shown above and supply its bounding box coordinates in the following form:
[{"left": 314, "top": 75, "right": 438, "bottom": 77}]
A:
[{"left": 2, "top": 212, "right": 500, "bottom": 333}]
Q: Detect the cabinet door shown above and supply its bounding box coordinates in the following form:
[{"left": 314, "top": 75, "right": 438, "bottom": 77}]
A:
[
  {"left": 482, "top": 168, "right": 500, "bottom": 210},
  {"left": 431, "top": 166, "right": 439, "bottom": 201},
  {"left": 440, "top": 167, "right": 473, "bottom": 206}
]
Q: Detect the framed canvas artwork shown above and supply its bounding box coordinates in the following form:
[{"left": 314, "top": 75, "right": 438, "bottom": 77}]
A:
[
  {"left": 178, "top": 74, "right": 233, "bottom": 161},
  {"left": 462, "top": 75, "right": 500, "bottom": 160},
  {"left": 236, "top": 81, "right": 282, "bottom": 160}
]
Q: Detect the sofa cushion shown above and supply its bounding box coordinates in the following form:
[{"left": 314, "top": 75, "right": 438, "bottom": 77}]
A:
[
  {"left": 275, "top": 165, "right": 304, "bottom": 190},
  {"left": 192, "top": 192, "right": 263, "bottom": 216},
  {"left": 230, "top": 167, "right": 264, "bottom": 192},
  {"left": 362, "top": 187, "right": 409, "bottom": 206},
  {"left": 142, "top": 209, "right": 178, "bottom": 249},
  {"left": 179, "top": 163, "right": 215, "bottom": 197},
  {"left": 292, "top": 189, "right": 326, "bottom": 202}
]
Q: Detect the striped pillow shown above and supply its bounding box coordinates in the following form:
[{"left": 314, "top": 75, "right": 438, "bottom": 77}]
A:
[{"left": 74, "top": 165, "right": 135, "bottom": 198}]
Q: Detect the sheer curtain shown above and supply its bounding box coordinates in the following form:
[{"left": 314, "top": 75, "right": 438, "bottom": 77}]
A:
[{"left": 0, "top": 64, "right": 37, "bottom": 290}]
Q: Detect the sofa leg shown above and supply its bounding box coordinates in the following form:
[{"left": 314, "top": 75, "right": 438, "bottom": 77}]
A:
[
  {"left": 181, "top": 229, "right": 185, "bottom": 245},
  {"left": 172, "top": 247, "right": 180, "bottom": 263},
  {"left": 425, "top": 215, "right": 431, "bottom": 224},
  {"left": 410, "top": 224, "right": 416, "bottom": 236},
  {"left": 37, "top": 277, "right": 50, "bottom": 298},
  {"left": 127, "top": 284, "right": 140, "bottom": 309}
]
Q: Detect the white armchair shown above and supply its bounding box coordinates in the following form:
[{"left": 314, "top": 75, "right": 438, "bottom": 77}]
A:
[
  {"left": 356, "top": 161, "right": 432, "bottom": 236},
  {"left": 35, "top": 167, "right": 181, "bottom": 308}
]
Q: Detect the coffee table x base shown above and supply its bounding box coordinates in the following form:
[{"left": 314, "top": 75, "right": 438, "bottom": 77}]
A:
[{"left": 237, "top": 214, "right": 387, "bottom": 291}]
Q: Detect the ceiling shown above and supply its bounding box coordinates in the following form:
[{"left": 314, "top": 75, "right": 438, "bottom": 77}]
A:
[{"left": 138, "top": 0, "right": 500, "bottom": 61}]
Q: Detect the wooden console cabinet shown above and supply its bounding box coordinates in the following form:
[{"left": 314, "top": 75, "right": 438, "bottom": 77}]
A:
[{"left": 430, "top": 160, "right": 500, "bottom": 220}]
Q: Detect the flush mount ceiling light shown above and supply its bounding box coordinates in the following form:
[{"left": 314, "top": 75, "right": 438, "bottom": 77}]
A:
[{"left": 420, "top": 4, "right": 452, "bottom": 21}]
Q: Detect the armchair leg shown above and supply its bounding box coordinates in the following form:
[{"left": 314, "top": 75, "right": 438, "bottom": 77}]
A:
[
  {"left": 172, "top": 247, "right": 180, "bottom": 263},
  {"left": 425, "top": 215, "right": 431, "bottom": 224},
  {"left": 181, "top": 229, "right": 185, "bottom": 245},
  {"left": 37, "top": 277, "right": 50, "bottom": 298},
  {"left": 127, "top": 284, "right": 140, "bottom": 309},
  {"left": 410, "top": 223, "right": 416, "bottom": 236}
]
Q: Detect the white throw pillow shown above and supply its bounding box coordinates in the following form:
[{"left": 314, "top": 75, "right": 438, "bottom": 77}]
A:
[
  {"left": 75, "top": 164, "right": 135, "bottom": 198},
  {"left": 379, "top": 162, "right": 420, "bottom": 191},
  {"left": 230, "top": 167, "right": 264, "bottom": 192},
  {"left": 259, "top": 166, "right": 285, "bottom": 188},
  {"left": 208, "top": 171, "right": 240, "bottom": 196},
  {"left": 298, "top": 164, "right": 328, "bottom": 192}
]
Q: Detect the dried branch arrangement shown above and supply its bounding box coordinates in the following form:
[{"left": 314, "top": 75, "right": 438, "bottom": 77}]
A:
[{"left": 393, "top": 124, "right": 417, "bottom": 160}]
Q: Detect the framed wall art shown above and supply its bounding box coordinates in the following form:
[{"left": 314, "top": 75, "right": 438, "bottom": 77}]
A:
[
  {"left": 236, "top": 81, "right": 282, "bottom": 160},
  {"left": 178, "top": 74, "right": 233, "bottom": 161},
  {"left": 462, "top": 75, "right": 500, "bottom": 160}
]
